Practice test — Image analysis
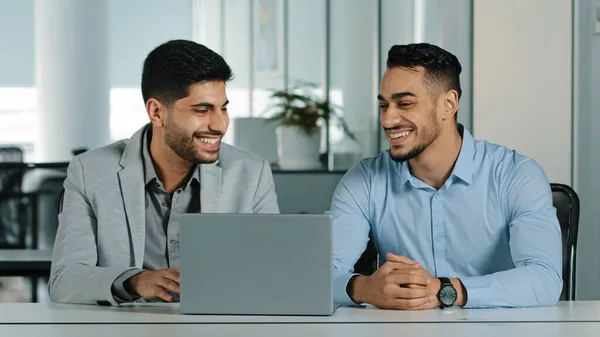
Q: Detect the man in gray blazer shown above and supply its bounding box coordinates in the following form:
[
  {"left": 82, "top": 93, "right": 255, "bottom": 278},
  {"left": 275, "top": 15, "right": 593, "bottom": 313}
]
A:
[{"left": 49, "top": 40, "right": 279, "bottom": 305}]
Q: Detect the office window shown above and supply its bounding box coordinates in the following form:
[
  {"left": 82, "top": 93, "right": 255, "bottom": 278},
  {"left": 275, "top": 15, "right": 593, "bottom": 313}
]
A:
[{"left": 0, "top": 87, "right": 37, "bottom": 161}]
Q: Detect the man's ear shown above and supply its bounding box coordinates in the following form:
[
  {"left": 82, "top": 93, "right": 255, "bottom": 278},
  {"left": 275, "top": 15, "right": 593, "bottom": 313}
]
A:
[
  {"left": 442, "top": 90, "right": 459, "bottom": 120},
  {"left": 146, "top": 98, "right": 166, "bottom": 127}
]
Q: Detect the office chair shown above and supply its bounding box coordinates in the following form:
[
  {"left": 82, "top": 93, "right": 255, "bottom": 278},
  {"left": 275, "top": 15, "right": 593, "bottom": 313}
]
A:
[
  {"left": 0, "top": 146, "right": 23, "bottom": 163},
  {"left": 353, "top": 233, "right": 378, "bottom": 276},
  {"left": 0, "top": 146, "right": 26, "bottom": 249},
  {"left": 551, "top": 183, "right": 579, "bottom": 301},
  {"left": 353, "top": 183, "right": 581, "bottom": 301}
]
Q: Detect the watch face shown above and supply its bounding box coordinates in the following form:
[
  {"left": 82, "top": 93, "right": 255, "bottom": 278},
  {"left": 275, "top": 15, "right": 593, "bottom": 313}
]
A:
[{"left": 439, "top": 285, "right": 458, "bottom": 306}]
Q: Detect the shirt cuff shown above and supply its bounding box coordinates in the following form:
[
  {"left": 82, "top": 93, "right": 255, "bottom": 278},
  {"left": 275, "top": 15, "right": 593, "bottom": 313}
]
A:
[
  {"left": 459, "top": 276, "right": 491, "bottom": 309},
  {"left": 111, "top": 268, "right": 144, "bottom": 303},
  {"left": 334, "top": 273, "right": 365, "bottom": 307}
]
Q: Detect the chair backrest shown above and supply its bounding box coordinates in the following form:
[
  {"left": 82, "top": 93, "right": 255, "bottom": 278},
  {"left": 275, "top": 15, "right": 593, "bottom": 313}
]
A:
[
  {"left": 0, "top": 146, "right": 24, "bottom": 192},
  {"left": 21, "top": 168, "right": 67, "bottom": 250},
  {"left": 551, "top": 183, "right": 580, "bottom": 301},
  {"left": 0, "top": 146, "right": 23, "bottom": 163},
  {"left": 353, "top": 183, "right": 581, "bottom": 301},
  {"left": 0, "top": 147, "right": 26, "bottom": 248}
]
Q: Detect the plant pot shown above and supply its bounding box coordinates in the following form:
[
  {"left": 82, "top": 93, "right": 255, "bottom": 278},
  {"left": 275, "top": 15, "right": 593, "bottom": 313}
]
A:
[{"left": 275, "top": 125, "right": 322, "bottom": 170}]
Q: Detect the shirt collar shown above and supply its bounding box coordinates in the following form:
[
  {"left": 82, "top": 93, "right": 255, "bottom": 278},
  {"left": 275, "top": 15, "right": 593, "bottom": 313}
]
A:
[
  {"left": 142, "top": 128, "right": 200, "bottom": 189},
  {"left": 451, "top": 124, "right": 475, "bottom": 185},
  {"left": 396, "top": 123, "right": 475, "bottom": 187}
]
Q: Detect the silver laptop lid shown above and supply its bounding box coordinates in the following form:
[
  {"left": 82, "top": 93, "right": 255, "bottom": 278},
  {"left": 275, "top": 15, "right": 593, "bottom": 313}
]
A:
[{"left": 179, "top": 213, "right": 333, "bottom": 315}]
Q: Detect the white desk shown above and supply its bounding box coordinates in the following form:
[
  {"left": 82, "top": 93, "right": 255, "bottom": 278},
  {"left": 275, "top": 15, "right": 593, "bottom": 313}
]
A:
[
  {"left": 0, "top": 322, "right": 599, "bottom": 337},
  {"left": 1, "top": 301, "right": 600, "bottom": 324}
]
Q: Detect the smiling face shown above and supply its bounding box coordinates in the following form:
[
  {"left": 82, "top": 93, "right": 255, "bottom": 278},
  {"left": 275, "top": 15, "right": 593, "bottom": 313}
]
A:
[
  {"left": 149, "top": 81, "right": 229, "bottom": 164},
  {"left": 378, "top": 66, "right": 443, "bottom": 162}
]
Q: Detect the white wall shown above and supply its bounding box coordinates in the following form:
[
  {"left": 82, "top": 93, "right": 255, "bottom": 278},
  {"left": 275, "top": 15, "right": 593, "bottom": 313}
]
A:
[
  {"left": 0, "top": 0, "right": 193, "bottom": 88},
  {"left": 472, "top": 0, "right": 572, "bottom": 185},
  {"left": 108, "top": 0, "right": 193, "bottom": 87}
]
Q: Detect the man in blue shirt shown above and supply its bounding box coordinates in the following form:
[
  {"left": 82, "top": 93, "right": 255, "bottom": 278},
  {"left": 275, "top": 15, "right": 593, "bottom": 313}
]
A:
[{"left": 332, "top": 43, "right": 562, "bottom": 310}]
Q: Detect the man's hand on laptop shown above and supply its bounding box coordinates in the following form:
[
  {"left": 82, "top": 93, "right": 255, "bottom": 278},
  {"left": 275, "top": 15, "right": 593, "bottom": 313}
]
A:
[
  {"left": 125, "top": 268, "right": 180, "bottom": 302},
  {"left": 350, "top": 253, "right": 435, "bottom": 310}
]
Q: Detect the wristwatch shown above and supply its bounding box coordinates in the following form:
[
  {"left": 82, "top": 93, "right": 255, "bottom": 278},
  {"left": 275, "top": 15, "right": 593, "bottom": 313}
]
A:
[{"left": 437, "top": 277, "right": 457, "bottom": 309}]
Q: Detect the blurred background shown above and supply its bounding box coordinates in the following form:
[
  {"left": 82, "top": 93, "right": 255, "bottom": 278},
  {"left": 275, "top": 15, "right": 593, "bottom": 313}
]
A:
[{"left": 0, "top": 0, "right": 598, "bottom": 304}]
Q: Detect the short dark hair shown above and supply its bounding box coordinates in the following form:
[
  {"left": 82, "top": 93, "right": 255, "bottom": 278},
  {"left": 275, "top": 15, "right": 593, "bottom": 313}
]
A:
[
  {"left": 387, "top": 43, "right": 462, "bottom": 101},
  {"left": 141, "top": 39, "right": 233, "bottom": 105}
]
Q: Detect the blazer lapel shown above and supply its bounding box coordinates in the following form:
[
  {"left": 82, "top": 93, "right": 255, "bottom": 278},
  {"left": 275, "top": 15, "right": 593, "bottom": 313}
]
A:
[
  {"left": 118, "top": 166, "right": 145, "bottom": 267},
  {"left": 200, "top": 163, "right": 222, "bottom": 213},
  {"left": 117, "top": 125, "right": 148, "bottom": 267}
]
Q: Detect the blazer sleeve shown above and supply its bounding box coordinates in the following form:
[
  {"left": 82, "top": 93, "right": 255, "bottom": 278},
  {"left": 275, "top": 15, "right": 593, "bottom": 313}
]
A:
[
  {"left": 49, "top": 156, "right": 137, "bottom": 305},
  {"left": 252, "top": 159, "right": 280, "bottom": 213}
]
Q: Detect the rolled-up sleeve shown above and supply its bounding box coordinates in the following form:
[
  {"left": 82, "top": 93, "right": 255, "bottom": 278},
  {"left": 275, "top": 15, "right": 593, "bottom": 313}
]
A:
[
  {"left": 329, "top": 162, "right": 373, "bottom": 306},
  {"left": 461, "top": 159, "right": 563, "bottom": 308}
]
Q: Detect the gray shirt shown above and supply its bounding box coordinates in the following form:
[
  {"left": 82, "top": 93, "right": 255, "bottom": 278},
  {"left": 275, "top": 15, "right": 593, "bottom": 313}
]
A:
[{"left": 111, "top": 129, "right": 200, "bottom": 301}]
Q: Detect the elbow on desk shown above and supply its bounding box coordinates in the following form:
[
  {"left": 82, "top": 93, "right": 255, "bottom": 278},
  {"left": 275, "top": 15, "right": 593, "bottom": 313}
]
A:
[
  {"left": 48, "top": 263, "right": 135, "bottom": 305},
  {"left": 47, "top": 263, "right": 88, "bottom": 304},
  {"left": 528, "top": 263, "right": 563, "bottom": 308},
  {"left": 534, "top": 288, "right": 561, "bottom": 308},
  {"left": 543, "top": 275, "right": 563, "bottom": 307},
  {"left": 47, "top": 264, "right": 69, "bottom": 303}
]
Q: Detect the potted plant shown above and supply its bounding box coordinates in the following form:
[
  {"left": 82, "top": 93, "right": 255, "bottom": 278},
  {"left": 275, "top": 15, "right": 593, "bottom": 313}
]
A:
[{"left": 264, "top": 84, "right": 359, "bottom": 169}]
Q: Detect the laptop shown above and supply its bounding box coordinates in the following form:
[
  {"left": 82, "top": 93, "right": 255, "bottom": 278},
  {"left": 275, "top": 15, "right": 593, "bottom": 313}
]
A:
[{"left": 179, "top": 213, "right": 334, "bottom": 316}]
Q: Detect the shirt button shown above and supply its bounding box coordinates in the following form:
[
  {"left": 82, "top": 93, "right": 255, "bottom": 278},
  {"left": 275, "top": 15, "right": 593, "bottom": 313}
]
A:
[
  {"left": 177, "top": 189, "right": 183, "bottom": 194},
  {"left": 170, "top": 239, "right": 176, "bottom": 244},
  {"left": 162, "top": 201, "right": 168, "bottom": 207},
  {"left": 436, "top": 234, "right": 444, "bottom": 242}
]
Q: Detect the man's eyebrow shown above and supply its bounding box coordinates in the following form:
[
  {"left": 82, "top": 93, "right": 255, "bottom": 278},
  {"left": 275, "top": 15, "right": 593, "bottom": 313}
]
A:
[
  {"left": 391, "top": 92, "right": 416, "bottom": 100},
  {"left": 377, "top": 92, "right": 417, "bottom": 101},
  {"left": 190, "top": 102, "right": 214, "bottom": 108},
  {"left": 190, "top": 100, "right": 229, "bottom": 108}
]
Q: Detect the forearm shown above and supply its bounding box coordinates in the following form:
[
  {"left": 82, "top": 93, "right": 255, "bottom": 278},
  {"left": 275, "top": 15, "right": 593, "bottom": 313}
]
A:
[
  {"left": 49, "top": 263, "right": 137, "bottom": 305},
  {"left": 459, "top": 264, "right": 562, "bottom": 308},
  {"left": 330, "top": 162, "right": 374, "bottom": 306}
]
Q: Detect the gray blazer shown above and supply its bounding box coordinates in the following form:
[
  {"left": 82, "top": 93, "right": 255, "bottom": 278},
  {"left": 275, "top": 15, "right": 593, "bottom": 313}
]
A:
[{"left": 49, "top": 124, "right": 279, "bottom": 305}]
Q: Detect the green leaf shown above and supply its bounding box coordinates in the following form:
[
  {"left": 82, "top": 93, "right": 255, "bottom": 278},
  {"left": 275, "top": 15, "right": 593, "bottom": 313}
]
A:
[{"left": 262, "top": 83, "right": 361, "bottom": 145}]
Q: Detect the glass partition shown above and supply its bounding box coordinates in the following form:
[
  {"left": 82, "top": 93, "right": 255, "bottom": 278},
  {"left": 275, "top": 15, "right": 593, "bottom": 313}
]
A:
[{"left": 193, "top": 0, "right": 472, "bottom": 171}]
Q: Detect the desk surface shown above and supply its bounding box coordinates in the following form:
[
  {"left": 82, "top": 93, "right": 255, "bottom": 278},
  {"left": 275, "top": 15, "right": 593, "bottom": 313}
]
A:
[
  {"left": 0, "top": 249, "right": 52, "bottom": 277},
  {"left": 0, "top": 322, "right": 599, "bottom": 337},
  {"left": 1, "top": 301, "right": 600, "bottom": 324}
]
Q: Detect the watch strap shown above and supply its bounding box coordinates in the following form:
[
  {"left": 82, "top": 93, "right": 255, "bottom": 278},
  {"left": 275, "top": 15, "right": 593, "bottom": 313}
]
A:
[{"left": 439, "top": 277, "right": 452, "bottom": 287}]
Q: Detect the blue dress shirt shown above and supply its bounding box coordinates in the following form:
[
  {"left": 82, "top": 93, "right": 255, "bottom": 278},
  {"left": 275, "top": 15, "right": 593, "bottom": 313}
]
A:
[{"left": 330, "top": 126, "right": 562, "bottom": 308}]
